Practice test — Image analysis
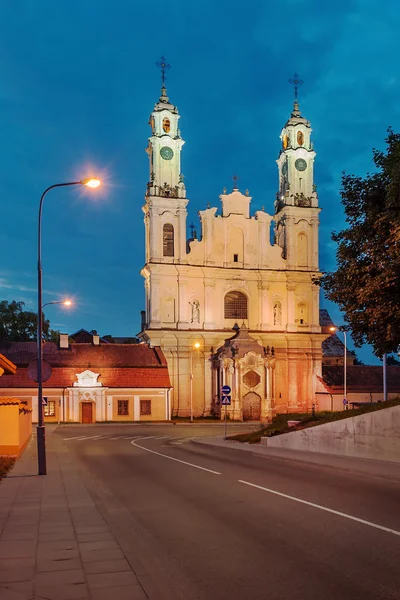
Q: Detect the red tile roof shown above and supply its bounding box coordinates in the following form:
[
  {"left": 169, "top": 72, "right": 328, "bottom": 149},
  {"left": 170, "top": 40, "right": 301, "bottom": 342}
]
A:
[
  {"left": 321, "top": 365, "right": 400, "bottom": 393},
  {"left": 0, "top": 343, "right": 171, "bottom": 389}
]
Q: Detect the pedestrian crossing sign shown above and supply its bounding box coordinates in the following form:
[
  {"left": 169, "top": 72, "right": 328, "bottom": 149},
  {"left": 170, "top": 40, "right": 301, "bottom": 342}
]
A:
[{"left": 221, "top": 395, "right": 231, "bottom": 406}]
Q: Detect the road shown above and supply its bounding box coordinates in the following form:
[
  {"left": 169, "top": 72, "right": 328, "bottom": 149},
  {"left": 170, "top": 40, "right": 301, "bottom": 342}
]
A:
[{"left": 57, "top": 424, "right": 400, "bottom": 600}]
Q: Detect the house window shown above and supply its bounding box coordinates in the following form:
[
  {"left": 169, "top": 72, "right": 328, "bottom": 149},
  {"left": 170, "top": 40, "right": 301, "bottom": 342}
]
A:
[
  {"left": 140, "top": 400, "right": 151, "bottom": 416},
  {"left": 224, "top": 291, "right": 248, "bottom": 319},
  {"left": 163, "top": 223, "right": 174, "bottom": 257},
  {"left": 44, "top": 401, "right": 55, "bottom": 417},
  {"left": 233, "top": 254, "right": 238, "bottom": 263},
  {"left": 117, "top": 400, "right": 129, "bottom": 416}
]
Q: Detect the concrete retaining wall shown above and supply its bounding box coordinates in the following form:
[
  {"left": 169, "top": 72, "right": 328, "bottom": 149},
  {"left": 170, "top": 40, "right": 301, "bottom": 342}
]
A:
[{"left": 262, "top": 405, "right": 400, "bottom": 463}]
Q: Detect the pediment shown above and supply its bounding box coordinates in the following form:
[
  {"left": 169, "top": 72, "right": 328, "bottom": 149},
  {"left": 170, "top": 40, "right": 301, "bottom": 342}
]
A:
[{"left": 73, "top": 369, "right": 102, "bottom": 388}]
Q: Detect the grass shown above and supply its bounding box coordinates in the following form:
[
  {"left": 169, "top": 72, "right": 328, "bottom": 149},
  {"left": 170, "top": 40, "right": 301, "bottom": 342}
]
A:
[
  {"left": 0, "top": 456, "right": 16, "bottom": 481},
  {"left": 228, "top": 397, "right": 400, "bottom": 444}
]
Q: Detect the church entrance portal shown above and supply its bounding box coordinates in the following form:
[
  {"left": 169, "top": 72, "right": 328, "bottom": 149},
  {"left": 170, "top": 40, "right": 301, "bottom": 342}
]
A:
[{"left": 242, "top": 392, "right": 261, "bottom": 421}]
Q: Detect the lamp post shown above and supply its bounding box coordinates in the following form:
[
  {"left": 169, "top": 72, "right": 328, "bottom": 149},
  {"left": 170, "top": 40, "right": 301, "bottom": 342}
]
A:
[
  {"left": 189, "top": 342, "right": 201, "bottom": 423},
  {"left": 37, "top": 178, "right": 100, "bottom": 476},
  {"left": 329, "top": 326, "right": 347, "bottom": 409},
  {"left": 42, "top": 300, "right": 72, "bottom": 310}
]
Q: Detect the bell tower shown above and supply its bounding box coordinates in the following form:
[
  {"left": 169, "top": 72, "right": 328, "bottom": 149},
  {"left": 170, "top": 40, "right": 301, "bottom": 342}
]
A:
[
  {"left": 274, "top": 74, "right": 320, "bottom": 271},
  {"left": 143, "top": 57, "right": 188, "bottom": 265}
]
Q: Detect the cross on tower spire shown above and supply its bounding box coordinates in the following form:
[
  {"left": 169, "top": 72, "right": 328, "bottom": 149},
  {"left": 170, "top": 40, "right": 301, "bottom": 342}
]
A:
[
  {"left": 156, "top": 56, "right": 171, "bottom": 85},
  {"left": 232, "top": 174, "right": 239, "bottom": 190},
  {"left": 289, "top": 72, "right": 303, "bottom": 100}
]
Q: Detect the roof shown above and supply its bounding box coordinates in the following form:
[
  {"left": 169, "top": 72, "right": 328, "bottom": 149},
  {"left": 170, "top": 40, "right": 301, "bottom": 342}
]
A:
[
  {"left": 0, "top": 397, "right": 20, "bottom": 406},
  {"left": 0, "top": 353, "right": 16, "bottom": 375},
  {"left": 69, "top": 329, "right": 110, "bottom": 344},
  {"left": 0, "top": 342, "right": 171, "bottom": 389},
  {"left": 321, "top": 365, "right": 400, "bottom": 393},
  {"left": 319, "top": 309, "right": 353, "bottom": 359},
  {"left": 215, "top": 324, "right": 265, "bottom": 359}
]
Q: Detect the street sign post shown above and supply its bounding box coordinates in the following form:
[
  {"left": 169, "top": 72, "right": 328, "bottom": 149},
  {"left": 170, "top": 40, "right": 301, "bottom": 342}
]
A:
[{"left": 221, "top": 388, "right": 232, "bottom": 439}]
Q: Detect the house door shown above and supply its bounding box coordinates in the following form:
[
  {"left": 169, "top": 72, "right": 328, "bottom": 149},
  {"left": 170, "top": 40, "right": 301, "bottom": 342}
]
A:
[
  {"left": 81, "top": 402, "right": 93, "bottom": 424},
  {"left": 242, "top": 392, "right": 261, "bottom": 421}
]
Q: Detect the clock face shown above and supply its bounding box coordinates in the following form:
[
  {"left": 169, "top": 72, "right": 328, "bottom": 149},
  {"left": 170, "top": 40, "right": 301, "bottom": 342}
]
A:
[
  {"left": 160, "top": 146, "right": 174, "bottom": 160},
  {"left": 295, "top": 158, "right": 307, "bottom": 171}
]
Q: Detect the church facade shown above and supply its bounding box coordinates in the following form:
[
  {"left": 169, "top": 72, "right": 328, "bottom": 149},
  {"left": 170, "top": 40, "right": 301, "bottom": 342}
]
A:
[{"left": 139, "top": 80, "right": 327, "bottom": 420}]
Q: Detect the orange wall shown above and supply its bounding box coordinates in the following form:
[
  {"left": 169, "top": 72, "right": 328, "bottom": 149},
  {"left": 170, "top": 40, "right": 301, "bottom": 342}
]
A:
[{"left": 0, "top": 400, "right": 32, "bottom": 456}]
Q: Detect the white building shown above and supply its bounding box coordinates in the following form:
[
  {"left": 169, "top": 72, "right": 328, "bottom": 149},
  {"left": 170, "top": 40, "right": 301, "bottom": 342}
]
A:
[{"left": 139, "top": 81, "right": 326, "bottom": 420}]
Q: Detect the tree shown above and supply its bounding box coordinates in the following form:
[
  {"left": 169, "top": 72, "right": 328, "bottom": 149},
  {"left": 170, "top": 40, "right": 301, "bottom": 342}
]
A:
[
  {"left": 0, "top": 300, "right": 59, "bottom": 343},
  {"left": 321, "top": 129, "right": 400, "bottom": 357},
  {"left": 386, "top": 354, "right": 400, "bottom": 366}
]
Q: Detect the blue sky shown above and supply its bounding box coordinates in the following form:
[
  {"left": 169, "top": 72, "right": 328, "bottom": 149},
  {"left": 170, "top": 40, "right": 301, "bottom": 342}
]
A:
[{"left": 1, "top": 0, "right": 399, "bottom": 364}]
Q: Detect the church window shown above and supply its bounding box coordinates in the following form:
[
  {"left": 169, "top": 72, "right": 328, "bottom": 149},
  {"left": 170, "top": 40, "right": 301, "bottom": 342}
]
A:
[
  {"left": 162, "top": 118, "right": 171, "bottom": 133},
  {"left": 243, "top": 370, "right": 260, "bottom": 388},
  {"left": 233, "top": 254, "right": 238, "bottom": 263},
  {"left": 297, "top": 131, "right": 304, "bottom": 146},
  {"left": 117, "top": 400, "right": 129, "bottom": 416},
  {"left": 140, "top": 400, "right": 151, "bottom": 416},
  {"left": 224, "top": 291, "right": 248, "bottom": 319},
  {"left": 163, "top": 223, "right": 174, "bottom": 257}
]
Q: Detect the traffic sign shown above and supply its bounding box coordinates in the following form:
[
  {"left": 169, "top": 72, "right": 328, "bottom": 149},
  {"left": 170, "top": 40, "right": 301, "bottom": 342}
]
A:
[
  {"left": 343, "top": 398, "right": 348, "bottom": 405},
  {"left": 42, "top": 397, "right": 48, "bottom": 406},
  {"left": 221, "top": 395, "right": 231, "bottom": 406},
  {"left": 221, "top": 385, "right": 231, "bottom": 395}
]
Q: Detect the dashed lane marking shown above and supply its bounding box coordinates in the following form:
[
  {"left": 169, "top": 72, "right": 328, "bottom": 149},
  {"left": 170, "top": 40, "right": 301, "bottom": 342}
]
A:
[
  {"left": 131, "top": 438, "right": 221, "bottom": 475},
  {"left": 239, "top": 479, "right": 400, "bottom": 538}
]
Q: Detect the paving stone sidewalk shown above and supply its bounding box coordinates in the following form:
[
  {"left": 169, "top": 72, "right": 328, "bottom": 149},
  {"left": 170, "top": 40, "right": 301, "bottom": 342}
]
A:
[{"left": 0, "top": 428, "right": 160, "bottom": 600}]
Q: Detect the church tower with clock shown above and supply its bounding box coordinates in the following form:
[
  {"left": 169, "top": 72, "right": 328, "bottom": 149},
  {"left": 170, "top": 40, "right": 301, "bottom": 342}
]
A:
[{"left": 140, "top": 65, "right": 326, "bottom": 421}]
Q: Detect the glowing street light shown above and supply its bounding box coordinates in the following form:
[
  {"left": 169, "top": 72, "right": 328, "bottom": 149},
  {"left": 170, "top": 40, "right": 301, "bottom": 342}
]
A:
[
  {"left": 190, "top": 342, "right": 201, "bottom": 423},
  {"left": 329, "top": 326, "right": 348, "bottom": 409},
  {"left": 42, "top": 300, "right": 72, "bottom": 309},
  {"left": 82, "top": 178, "right": 101, "bottom": 189},
  {"left": 37, "top": 179, "right": 101, "bottom": 476}
]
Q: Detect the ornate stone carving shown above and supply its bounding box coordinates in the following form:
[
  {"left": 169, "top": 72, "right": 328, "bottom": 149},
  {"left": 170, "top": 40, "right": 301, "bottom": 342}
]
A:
[
  {"left": 74, "top": 370, "right": 102, "bottom": 388},
  {"left": 189, "top": 300, "right": 200, "bottom": 323}
]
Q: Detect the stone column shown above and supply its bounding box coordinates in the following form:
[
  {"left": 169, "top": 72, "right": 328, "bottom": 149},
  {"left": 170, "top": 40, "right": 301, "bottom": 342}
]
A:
[
  {"left": 260, "top": 282, "right": 270, "bottom": 330},
  {"left": 287, "top": 282, "right": 296, "bottom": 332},
  {"left": 311, "top": 216, "right": 319, "bottom": 270},
  {"left": 150, "top": 276, "right": 161, "bottom": 327},
  {"left": 204, "top": 278, "right": 216, "bottom": 330},
  {"left": 178, "top": 278, "right": 189, "bottom": 328},
  {"left": 204, "top": 353, "right": 213, "bottom": 416}
]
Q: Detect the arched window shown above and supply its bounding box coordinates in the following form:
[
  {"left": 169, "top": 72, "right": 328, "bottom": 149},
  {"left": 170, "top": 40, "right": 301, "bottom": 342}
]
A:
[
  {"left": 162, "top": 118, "right": 171, "bottom": 133},
  {"left": 163, "top": 224, "right": 174, "bottom": 257},
  {"left": 224, "top": 291, "right": 247, "bottom": 319}
]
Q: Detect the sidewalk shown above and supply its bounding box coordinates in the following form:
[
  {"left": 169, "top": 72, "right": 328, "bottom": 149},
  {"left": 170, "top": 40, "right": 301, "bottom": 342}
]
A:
[
  {"left": 194, "top": 436, "right": 400, "bottom": 482},
  {"left": 0, "top": 428, "right": 165, "bottom": 600}
]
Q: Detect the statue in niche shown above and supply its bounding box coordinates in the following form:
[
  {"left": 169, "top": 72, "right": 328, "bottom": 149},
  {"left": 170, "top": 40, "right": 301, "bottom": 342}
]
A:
[
  {"left": 189, "top": 300, "right": 200, "bottom": 324},
  {"left": 273, "top": 302, "right": 282, "bottom": 326}
]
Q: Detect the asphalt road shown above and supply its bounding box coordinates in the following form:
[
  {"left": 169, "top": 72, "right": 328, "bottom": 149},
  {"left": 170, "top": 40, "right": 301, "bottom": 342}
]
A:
[{"left": 57, "top": 424, "right": 400, "bottom": 600}]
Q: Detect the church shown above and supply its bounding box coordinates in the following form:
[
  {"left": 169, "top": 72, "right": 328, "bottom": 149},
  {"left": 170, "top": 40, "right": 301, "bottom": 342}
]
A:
[{"left": 139, "top": 67, "right": 326, "bottom": 421}]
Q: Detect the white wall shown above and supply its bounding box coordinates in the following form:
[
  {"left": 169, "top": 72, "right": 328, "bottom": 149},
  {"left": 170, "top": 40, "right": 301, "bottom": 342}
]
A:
[{"left": 262, "top": 405, "right": 400, "bottom": 463}]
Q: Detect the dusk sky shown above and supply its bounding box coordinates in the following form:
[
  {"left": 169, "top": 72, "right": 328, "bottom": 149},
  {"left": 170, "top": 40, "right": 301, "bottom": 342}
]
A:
[{"left": 1, "top": 0, "right": 398, "bottom": 364}]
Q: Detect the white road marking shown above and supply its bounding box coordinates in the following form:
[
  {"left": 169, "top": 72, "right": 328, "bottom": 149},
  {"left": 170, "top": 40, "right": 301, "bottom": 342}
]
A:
[
  {"left": 131, "top": 438, "right": 221, "bottom": 475},
  {"left": 239, "top": 480, "right": 400, "bottom": 538},
  {"left": 63, "top": 436, "right": 85, "bottom": 440}
]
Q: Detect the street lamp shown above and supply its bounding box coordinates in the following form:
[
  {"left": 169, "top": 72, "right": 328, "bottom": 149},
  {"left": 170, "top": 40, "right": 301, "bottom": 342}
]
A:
[
  {"left": 329, "top": 326, "right": 348, "bottom": 409},
  {"left": 42, "top": 300, "right": 72, "bottom": 309},
  {"left": 37, "top": 179, "right": 101, "bottom": 476},
  {"left": 189, "top": 342, "right": 201, "bottom": 423}
]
